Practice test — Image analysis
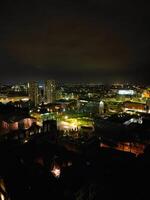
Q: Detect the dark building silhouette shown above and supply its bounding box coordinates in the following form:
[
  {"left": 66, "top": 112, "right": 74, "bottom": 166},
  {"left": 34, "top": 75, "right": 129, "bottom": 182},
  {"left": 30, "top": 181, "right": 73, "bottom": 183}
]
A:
[{"left": 42, "top": 120, "right": 57, "bottom": 140}]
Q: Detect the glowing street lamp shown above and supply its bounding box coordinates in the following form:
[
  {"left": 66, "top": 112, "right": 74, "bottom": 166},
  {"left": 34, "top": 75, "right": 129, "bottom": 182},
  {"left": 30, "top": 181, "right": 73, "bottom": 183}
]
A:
[
  {"left": 51, "top": 165, "right": 61, "bottom": 178},
  {"left": 64, "top": 115, "right": 68, "bottom": 119}
]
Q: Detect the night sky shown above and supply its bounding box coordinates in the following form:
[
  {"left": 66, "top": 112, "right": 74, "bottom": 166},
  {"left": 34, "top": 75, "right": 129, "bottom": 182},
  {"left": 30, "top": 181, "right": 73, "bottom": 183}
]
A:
[{"left": 0, "top": 0, "right": 150, "bottom": 83}]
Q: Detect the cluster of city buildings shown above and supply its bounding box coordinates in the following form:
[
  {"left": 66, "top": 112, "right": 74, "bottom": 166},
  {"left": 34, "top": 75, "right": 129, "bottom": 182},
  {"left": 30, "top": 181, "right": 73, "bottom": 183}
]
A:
[
  {"left": 0, "top": 82, "right": 150, "bottom": 147},
  {"left": 28, "top": 80, "right": 56, "bottom": 106},
  {"left": 1, "top": 82, "right": 150, "bottom": 200}
]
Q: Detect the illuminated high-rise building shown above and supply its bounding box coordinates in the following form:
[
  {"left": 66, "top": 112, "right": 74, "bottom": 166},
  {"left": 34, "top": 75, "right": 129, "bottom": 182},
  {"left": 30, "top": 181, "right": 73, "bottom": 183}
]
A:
[
  {"left": 99, "top": 100, "right": 104, "bottom": 115},
  {"left": 44, "top": 80, "right": 56, "bottom": 103},
  {"left": 28, "top": 81, "right": 39, "bottom": 106}
]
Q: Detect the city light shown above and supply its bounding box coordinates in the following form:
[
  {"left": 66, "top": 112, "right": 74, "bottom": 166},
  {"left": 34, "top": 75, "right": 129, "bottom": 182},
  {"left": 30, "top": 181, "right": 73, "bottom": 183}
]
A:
[
  {"left": 64, "top": 115, "right": 68, "bottom": 119},
  {"left": 118, "top": 90, "right": 135, "bottom": 95},
  {"left": 0, "top": 0, "right": 150, "bottom": 197},
  {"left": 51, "top": 165, "right": 61, "bottom": 178},
  {"left": 0, "top": 193, "right": 4, "bottom": 200}
]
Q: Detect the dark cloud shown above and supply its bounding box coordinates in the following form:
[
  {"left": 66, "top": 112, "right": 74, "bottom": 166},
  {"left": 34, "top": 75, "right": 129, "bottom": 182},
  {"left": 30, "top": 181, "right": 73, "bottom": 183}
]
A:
[{"left": 0, "top": 1, "right": 150, "bottom": 83}]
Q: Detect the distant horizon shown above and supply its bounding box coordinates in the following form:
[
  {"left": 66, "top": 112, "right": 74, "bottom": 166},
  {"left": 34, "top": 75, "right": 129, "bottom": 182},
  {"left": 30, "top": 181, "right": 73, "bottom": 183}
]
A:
[{"left": 0, "top": 80, "right": 149, "bottom": 87}]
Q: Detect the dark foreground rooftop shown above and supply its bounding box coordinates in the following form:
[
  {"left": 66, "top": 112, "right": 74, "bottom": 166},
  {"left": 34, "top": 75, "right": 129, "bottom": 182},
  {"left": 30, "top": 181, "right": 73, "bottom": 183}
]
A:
[{"left": 0, "top": 133, "right": 150, "bottom": 200}]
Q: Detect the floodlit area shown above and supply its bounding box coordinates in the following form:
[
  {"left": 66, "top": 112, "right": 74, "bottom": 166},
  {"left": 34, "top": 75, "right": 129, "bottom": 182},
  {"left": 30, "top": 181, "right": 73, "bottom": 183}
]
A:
[
  {"left": 0, "top": 96, "right": 29, "bottom": 104},
  {"left": 57, "top": 116, "right": 94, "bottom": 132},
  {"left": 30, "top": 110, "right": 94, "bottom": 132},
  {"left": 30, "top": 112, "right": 55, "bottom": 126}
]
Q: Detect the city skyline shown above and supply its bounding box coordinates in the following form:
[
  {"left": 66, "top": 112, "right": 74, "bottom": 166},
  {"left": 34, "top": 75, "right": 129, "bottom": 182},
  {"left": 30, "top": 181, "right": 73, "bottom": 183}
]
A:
[{"left": 1, "top": 1, "right": 150, "bottom": 197}]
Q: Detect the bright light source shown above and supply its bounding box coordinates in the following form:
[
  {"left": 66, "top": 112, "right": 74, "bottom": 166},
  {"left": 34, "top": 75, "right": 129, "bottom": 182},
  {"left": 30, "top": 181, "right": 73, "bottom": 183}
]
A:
[
  {"left": 118, "top": 90, "right": 135, "bottom": 95},
  {"left": 0, "top": 193, "right": 4, "bottom": 200},
  {"left": 64, "top": 116, "right": 68, "bottom": 119},
  {"left": 51, "top": 166, "right": 61, "bottom": 178},
  {"left": 21, "top": 98, "right": 29, "bottom": 101},
  {"left": 24, "top": 139, "right": 28, "bottom": 143},
  {"left": 99, "top": 101, "right": 104, "bottom": 107}
]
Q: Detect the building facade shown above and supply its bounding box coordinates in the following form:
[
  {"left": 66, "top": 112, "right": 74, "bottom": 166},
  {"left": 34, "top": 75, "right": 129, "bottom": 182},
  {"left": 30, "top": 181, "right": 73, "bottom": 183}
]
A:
[
  {"left": 28, "top": 81, "right": 39, "bottom": 106},
  {"left": 44, "top": 80, "right": 56, "bottom": 103}
]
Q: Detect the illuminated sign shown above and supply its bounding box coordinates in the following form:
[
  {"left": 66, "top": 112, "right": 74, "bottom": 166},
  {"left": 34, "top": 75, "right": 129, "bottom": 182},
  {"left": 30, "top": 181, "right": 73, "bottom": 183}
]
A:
[{"left": 118, "top": 90, "right": 135, "bottom": 95}]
